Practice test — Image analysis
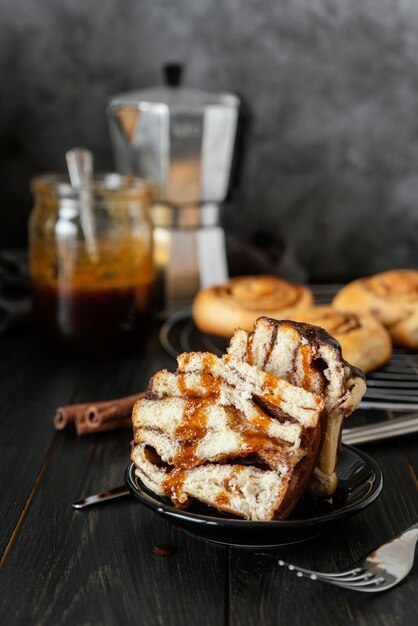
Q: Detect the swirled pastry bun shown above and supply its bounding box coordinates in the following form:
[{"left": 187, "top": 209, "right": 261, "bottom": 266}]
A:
[
  {"left": 132, "top": 349, "right": 324, "bottom": 520},
  {"left": 193, "top": 276, "right": 313, "bottom": 338},
  {"left": 289, "top": 306, "right": 392, "bottom": 373},
  {"left": 333, "top": 270, "right": 418, "bottom": 349},
  {"left": 227, "top": 317, "right": 366, "bottom": 497}
]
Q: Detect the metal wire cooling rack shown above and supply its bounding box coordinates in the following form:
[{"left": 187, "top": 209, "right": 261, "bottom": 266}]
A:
[{"left": 159, "top": 285, "right": 418, "bottom": 412}]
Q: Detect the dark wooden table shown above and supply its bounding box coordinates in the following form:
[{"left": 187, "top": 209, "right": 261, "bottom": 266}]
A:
[{"left": 1, "top": 327, "right": 417, "bottom": 626}]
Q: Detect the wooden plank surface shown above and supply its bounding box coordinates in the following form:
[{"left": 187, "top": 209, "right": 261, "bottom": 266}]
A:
[
  {"left": 0, "top": 334, "right": 226, "bottom": 626},
  {"left": 0, "top": 330, "right": 85, "bottom": 559},
  {"left": 229, "top": 432, "right": 418, "bottom": 626},
  {"left": 1, "top": 331, "right": 418, "bottom": 626},
  {"left": 0, "top": 428, "right": 227, "bottom": 626},
  {"left": 0, "top": 327, "right": 174, "bottom": 562}
]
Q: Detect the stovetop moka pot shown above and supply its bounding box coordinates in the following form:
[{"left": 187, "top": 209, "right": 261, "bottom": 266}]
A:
[{"left": 107, "top": 64, "right": 240, "bottom": 312}]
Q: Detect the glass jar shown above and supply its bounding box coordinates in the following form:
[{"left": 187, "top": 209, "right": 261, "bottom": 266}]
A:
[{"left": 29, "top": 174, "right": 154, "bottom": 354}]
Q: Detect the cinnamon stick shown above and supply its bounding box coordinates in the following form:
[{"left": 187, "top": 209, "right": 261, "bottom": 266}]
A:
[
  {"left": 54, "top": 402, "right": 92, "bottom": 430},
  {"left": 54, "top": 392, "right": 144, "bottom": 436},
  {"left": 86, "top": 394, "right": 141, "bottom": 428}
]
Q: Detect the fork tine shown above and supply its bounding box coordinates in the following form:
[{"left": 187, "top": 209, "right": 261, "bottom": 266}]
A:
[
  {"left": 315, "top": 570, "right": 373, "bottom": 583},
  {"left": 338, "top": 576, "right": 386, "bottom": 588},
  {"left": 321, "top": 577, "right": 387, "bottom": 591},
  {"left": 281, "top": 563, "right": 390, "bottom": 592},
  {"left": 280, "top": 521, "right": 418, "bottom": 592},
  {"left": 291, "top": 572, "right": 389, "bottom": 592},
  {"left": 279, "top": 563, "right": 384, "bottom": 586},
  {"left": 278, "top": 561, "right": 320, "bottom": 580},
  {"left": 339, "top": 582, "right": 393, "bottom": 593},
  {"left": 278, "top": 560, "right": 363, "bottom": 579},
  {"left": 311, "top": 569, "right": 366, "bottom": 580}
]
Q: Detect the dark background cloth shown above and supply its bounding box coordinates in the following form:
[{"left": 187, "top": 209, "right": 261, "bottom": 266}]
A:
[
  {"left": 0, "top": 251, "right": 30, "bottom": 333},
  {"left": 1, "top": 0, "right": 418, "bottom": 280}
]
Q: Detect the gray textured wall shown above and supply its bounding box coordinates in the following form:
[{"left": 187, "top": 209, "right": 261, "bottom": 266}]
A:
[{"left": 1, "top": 0, "right": 418, "bottom": 280}]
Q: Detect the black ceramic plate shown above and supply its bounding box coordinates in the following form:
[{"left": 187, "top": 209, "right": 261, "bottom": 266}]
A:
[
  {"left": 159, "top": 307, "right": 227, "bottom": 359},
  {"left": 125, "top": 445, "right": 383, "bottom": 547}
]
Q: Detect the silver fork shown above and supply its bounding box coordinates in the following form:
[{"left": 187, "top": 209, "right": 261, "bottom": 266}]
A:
[{"left": 279, "top": 522, "right": 418, "bottom": 592}]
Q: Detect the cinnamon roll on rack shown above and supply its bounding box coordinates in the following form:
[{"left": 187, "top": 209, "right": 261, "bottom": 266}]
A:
[
  {"left": 193, "top": 275, "right": 313, "bottom": 337},
  {"left": 288, "top": 306, "right": 392, "bottom": 372},
  {"left": 333, "top": 269, "right": 418, "bottom": 349}
]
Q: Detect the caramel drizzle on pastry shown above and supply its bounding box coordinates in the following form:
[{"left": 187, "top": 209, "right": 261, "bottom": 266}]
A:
[
  {"left": 300, "top": 342, "right": 313, "bottom": 390},
  {"left": 163, "top": 397, "right": 210, "bottom": 503},
  {"left": 214, "top": 467, "right": 245, "bottom": 507},
  {"left": 165, "top": 354, "right": 217, "bottom": 502},
  {"left": 215, "top": 490, "right": 230, "bottom": 507},
  {"left": 174, "top": 398, "right": 210, "bottom": 468},
  {"left": 163, "top": 468, "right": 188, "bottom": 505},
  {"left": 162, "top": 359, "right": 295, "bottom": 504},
  {"left": 162, "top": 397, "right": 280, "bottom": 505},
  {"left": 164, "top": 352, "right": 284, "bottom": 503},
  {"left": 179, "top": 352, "right": 291, "bottom": 414},
  {"left": 239, "top": 430, "right": 283, "bottom": 457},
  {"left": 259, "top": 371, "right": 283, "bottom": 409},
  {"left": 178, "top": 353, "right": 221, "bottom": 396}
]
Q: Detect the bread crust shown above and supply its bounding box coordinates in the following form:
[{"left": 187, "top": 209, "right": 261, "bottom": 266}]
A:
[
  {"left": 193, "top": 276, "right": 313, "bottom": 337},
  {"left": 333, "top": 270, "right": 418, "bottom": 349},
  {"left": 288, "top": 305, "right": 392, "bottom": 372},
  {"left": 274, "top": 416, "right": 322, "bottom": 519}
]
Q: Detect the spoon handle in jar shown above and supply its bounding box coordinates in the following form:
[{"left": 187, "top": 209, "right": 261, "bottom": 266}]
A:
[{"left": 66, "top": 148, "right": 97, "bottom": 259}]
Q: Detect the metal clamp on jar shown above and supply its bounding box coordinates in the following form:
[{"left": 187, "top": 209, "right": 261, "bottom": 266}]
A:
[{"left": 107, "top": 64, "right": 240, "bottom": 314}]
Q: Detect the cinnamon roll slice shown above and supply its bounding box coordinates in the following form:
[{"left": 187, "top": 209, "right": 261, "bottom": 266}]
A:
[
  {"left": 227, "top": 317, "right": 366, "bottom": 497},
  {"left": 193, "top": 275, "right": 313, "bottom": 337},
  {"left": 131, "top": 347, "right": 324, "bottom": 521},
  {"left": 130, "top": 316, "right": 365, "bottom": 518},
  {"left": 333, "top": 269, "right": 418, "bottom": 349},
  {"left": 288, "top": 305, "right": 392, "bottom": 372}
]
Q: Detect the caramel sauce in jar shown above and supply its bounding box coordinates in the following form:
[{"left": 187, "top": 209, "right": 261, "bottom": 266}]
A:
[{"left": 29, "top": 175, "right": 154, "bottom": 354}]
